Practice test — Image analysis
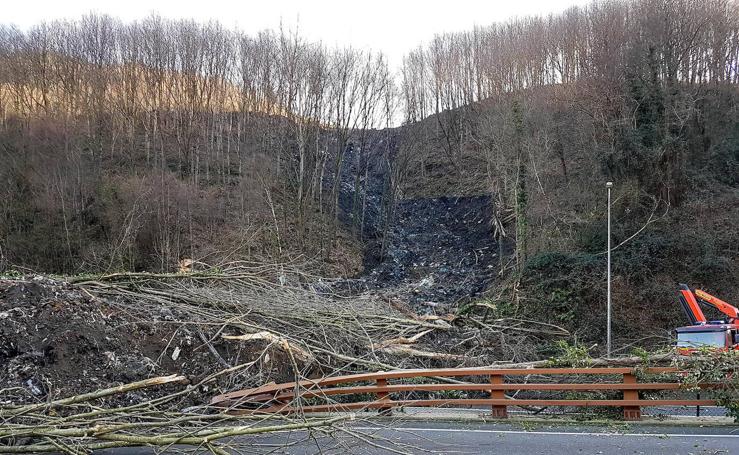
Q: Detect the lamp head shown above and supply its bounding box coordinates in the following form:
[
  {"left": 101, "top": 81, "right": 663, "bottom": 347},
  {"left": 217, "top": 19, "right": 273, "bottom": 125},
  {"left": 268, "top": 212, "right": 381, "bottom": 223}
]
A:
[{"left": 606, "top": 182, "right": 613, "bottom": 188}]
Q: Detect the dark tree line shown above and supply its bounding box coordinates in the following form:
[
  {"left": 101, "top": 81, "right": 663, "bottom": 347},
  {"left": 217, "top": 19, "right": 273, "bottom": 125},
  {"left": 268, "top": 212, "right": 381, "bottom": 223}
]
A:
[{"left": 402, "top": 0, "right": 739, "bottom": 191}]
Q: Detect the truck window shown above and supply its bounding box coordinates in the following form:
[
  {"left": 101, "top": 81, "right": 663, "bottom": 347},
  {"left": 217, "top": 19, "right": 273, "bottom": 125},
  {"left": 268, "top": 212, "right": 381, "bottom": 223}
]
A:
[{"left": 677, "top": 331, "right": 726, "bottom": 348}]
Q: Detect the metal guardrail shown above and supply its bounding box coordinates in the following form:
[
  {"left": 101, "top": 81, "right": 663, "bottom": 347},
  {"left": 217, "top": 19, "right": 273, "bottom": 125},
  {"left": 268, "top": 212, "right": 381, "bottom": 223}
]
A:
[{"left": 210, "top": 367, "right": 719, "bottom": 421}]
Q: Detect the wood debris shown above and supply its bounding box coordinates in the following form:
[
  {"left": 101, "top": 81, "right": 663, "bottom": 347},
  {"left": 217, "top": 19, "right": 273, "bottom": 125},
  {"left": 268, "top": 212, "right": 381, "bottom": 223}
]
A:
[{"left": 224, "top": 331, "right": 314, "bottom": 363}]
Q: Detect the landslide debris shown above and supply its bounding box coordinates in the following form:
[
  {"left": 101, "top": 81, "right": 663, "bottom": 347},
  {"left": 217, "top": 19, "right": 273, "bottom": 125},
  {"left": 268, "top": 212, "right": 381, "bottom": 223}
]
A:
[
  {"left": 1, "top": 268, "right": 568, "bottom": 407},
  {"left": 334, "top": 135, "right": 509, "bottom": 311},
  {"left": 0, "top": 276, "right": 225, "bottom": 406},
  {"left": 364, "top": 195, "right": 507, "bottom": 310}
]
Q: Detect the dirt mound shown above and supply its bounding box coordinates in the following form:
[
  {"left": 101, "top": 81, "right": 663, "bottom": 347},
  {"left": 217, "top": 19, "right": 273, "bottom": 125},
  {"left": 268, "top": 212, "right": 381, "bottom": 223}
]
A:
[
  {"left": 1, "top": 272, "right": 457, "bottom": 407},
  {"left": 0, "top": 277, "right": 224, "bottom": 406}
]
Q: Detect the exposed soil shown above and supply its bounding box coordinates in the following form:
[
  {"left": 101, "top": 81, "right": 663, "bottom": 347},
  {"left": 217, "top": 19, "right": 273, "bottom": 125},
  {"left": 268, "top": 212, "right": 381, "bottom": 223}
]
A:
[
  {"left": 362, "top": 195, "right": 506, "bottom": 310},
  {"left": 0, "top": 277, "right": 231, "bottom": 406},
  {"left": 332, "top": 132, "right": 508, "bottom": 311}
]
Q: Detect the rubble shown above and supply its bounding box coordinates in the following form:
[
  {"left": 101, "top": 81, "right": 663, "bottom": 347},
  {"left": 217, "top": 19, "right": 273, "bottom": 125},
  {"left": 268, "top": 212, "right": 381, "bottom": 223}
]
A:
[{"left": 354, "top": 195, "right": 509, "bottom": 311}]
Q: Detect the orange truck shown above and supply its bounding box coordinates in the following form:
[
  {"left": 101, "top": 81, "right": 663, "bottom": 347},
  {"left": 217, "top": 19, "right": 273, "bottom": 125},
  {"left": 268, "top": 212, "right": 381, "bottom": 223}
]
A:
[{"left": 676, "top": 284, "right": 739, "bottom": 352}]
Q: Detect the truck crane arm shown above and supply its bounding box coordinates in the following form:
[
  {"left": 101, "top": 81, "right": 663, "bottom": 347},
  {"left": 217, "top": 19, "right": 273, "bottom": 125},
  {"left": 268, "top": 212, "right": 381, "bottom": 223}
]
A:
[
  {"left": 694, "top": 288, "right": 738, "bottom": 323},
  {"left": 678, "top": 283, "right": 738, "bottom": 325},
  {"left": 676, "top": 284, "right": 739, "bottom": 352},
  {"left": 678, "top": 284, "right": 706, "bottom": 325}
]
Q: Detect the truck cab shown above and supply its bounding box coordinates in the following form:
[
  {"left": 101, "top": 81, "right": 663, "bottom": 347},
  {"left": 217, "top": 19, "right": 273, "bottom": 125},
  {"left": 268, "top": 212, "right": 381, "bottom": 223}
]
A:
[{"left": 676, "top": 324, "right": 739, "bottom": 351}]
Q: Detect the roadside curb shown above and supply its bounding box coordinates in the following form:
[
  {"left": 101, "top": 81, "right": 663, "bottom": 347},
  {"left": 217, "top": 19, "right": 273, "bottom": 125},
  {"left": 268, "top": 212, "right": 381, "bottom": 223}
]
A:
[{"left": 303, "top": 410, "right": 738, "bottom": 427}]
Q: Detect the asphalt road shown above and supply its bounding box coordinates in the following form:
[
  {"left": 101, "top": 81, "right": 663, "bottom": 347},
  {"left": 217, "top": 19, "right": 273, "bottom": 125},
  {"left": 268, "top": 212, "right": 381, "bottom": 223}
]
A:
[{"left": 99, "top": 420, "right": 739, "bottom": 455}]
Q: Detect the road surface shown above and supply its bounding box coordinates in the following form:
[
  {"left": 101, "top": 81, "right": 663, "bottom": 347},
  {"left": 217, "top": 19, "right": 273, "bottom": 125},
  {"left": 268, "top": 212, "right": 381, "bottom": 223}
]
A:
[{"left": 100, "top": 420, "right": 739, "bottom": 454}]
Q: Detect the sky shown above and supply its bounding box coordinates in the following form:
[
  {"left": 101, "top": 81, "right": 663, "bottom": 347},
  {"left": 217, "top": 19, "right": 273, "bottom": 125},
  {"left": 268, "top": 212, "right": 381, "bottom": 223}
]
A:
[{"left": 4, "top": 0, "right": 591, "bottom": 68}]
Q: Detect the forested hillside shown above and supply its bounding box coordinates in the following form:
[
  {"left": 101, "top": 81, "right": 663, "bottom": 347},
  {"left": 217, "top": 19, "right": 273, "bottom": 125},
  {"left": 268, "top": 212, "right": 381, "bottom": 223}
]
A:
[
  {"left": 0, "top": 17, "right": 395, "bottom": 274},
  {"left": 394, "top": 0, "right": 739, "bottom": 343},
  {"left": 1, "top": 0, "right": 738, "bottom": 348}
]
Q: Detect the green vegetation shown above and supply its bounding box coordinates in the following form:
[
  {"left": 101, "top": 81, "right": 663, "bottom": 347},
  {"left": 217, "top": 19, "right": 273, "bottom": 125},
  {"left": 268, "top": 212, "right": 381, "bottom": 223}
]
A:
[
  {"left": 545, "top": 340, "right": 593, "bottom": 368},
  {"left": 679, "top": 350, "right": 739, "bottom": 422}
]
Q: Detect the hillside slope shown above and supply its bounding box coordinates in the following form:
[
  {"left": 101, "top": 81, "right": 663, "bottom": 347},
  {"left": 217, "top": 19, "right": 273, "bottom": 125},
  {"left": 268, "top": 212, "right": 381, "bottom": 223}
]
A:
[{"left": 387, "top": 83, "right": 739, "bottom": 351}]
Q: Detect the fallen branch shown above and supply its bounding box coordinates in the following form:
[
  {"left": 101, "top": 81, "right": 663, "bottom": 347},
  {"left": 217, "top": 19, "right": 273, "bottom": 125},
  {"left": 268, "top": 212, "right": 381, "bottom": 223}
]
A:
[
  {"left": 1, "top": 416, "right": 352, "bottom": 453},
  {"left": 1, "top": 375, "right": 186, "bottom": 419},
  {"left": 1, "top": 365, "right": 355, "bottom": 454},
  {"left": 379, "top": 345, "right": 467, "bottom": 361},
  {"left": 482, "top": 353, "right": 676, "bottom": 369}
]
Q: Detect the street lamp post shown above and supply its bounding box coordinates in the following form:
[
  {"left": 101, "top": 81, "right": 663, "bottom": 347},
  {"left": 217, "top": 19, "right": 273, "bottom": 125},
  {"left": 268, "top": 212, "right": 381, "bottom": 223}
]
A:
[{"left": 606, "top": 181, "right": 613, "bottom": 358}]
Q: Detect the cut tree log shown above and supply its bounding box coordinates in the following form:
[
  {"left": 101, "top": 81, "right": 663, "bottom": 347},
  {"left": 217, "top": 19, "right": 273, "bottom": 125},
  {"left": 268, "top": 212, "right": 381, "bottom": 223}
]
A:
[
  {"left": 376, "top": 329, "right": 434, "bottom": 349},
  {"left": 223, "top": 332, "right": 314, "bottom": 362}
]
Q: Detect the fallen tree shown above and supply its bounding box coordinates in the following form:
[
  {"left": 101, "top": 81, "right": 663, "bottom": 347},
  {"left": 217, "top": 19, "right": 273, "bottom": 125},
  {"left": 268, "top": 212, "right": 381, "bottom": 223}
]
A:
[{"left": 0, "top": 266, "right": 600, "bottom": 452}]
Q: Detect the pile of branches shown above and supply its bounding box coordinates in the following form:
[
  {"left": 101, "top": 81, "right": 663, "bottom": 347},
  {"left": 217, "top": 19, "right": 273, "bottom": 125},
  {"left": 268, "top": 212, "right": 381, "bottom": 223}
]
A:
[
  {"left": 0, "top": 262, "right": 577, "bottom": 452},
  {"left": 70, "top": 261, "right": 465, "bottom": 378},
  {"left": 678, "top": 349, "right": 739, "bottom": 422},
  {"left": 71, "top": 261, "right": 571, "bottom": 378},
  {"left": 0, "top": 367, "right": 352, "bottom": 454}
]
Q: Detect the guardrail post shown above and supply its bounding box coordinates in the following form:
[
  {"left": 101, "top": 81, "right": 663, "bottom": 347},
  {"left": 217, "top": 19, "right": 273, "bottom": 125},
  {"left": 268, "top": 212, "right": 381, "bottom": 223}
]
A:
[
  {"left": 622, "top": 372, "right": 641, "bottom": 421},
  {"left": 490, "top": 373, "right": 508, "bottom": 418},
  {"left": 376, "top": 377, "right": 392, "bottom": 416}
]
